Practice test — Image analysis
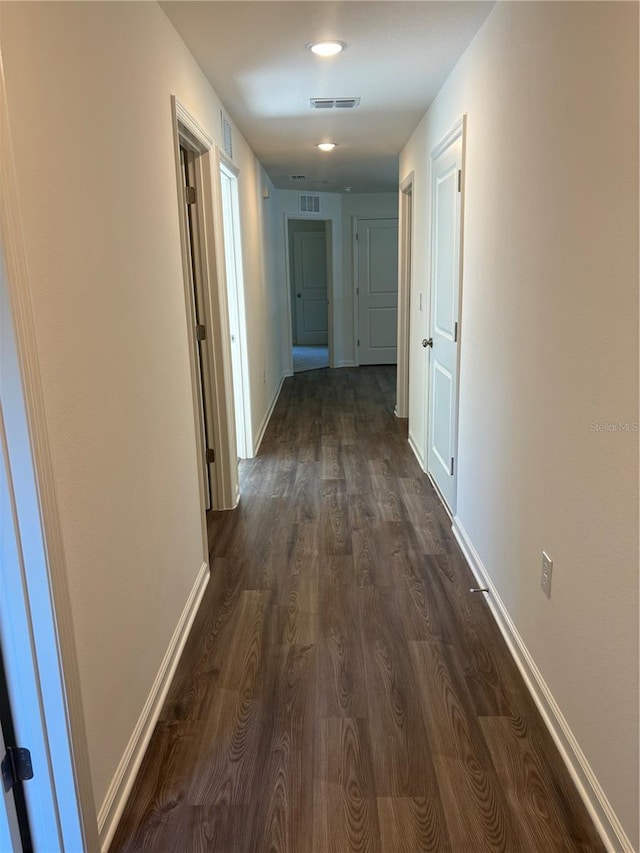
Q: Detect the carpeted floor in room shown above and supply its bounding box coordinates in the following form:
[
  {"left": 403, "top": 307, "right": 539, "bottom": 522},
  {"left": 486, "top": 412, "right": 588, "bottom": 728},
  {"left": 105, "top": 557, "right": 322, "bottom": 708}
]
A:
[{"left": 292, "top": 345, "right": 329, "bottom": 373}]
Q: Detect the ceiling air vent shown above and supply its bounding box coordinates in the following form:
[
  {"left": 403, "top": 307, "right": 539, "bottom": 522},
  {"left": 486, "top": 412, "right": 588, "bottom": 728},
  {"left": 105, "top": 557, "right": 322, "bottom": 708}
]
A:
[
  {"left": 290, "top": 175, "right": 306, "bottom": 181},
  {"left": 299, "top": 193, "right": 320, "bottom": 214},
  {"left": 221, "top": 111, "right": 233, "bottom": 159},
  {"left": 310, "top": 97, "right": 361, "bottom": 110}
]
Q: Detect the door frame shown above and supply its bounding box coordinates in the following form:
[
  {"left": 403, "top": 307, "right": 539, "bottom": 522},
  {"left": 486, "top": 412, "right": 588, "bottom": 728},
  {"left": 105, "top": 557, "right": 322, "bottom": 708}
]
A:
[
  {"left": 396, "top": 172, "right": 415, "bottom": 417},
  {"left": 425, "top": 115, "right": 467, "bottom": 516},
  {"left": 216, "top": 153, "right": 253, "bottom": 459},
  {"left": 283, "top": 213, "right": 334, "bottom": 371},
  {"left": 0, "top": 56, "right": 98, "bottom": 850},
  {"left": 179, "top": 144, "right": 216, "bottom": 511},
  {"left": 171, "top": 97, "right": 239, "bottom": 510}
]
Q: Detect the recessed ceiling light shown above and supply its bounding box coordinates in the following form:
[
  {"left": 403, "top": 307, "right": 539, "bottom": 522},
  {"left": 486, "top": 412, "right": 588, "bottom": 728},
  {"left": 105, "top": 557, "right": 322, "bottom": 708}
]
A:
[
  {"left": 317, "top": 142, "right": 337, "bottom": 152},
  {"left": 307, "top": 41, "right": 345, "bottom": 57}
]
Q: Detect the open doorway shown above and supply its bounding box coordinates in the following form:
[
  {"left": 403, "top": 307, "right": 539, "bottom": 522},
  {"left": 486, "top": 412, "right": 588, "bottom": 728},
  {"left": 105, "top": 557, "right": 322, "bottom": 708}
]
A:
[
  {"left": 180, "top": 144, "right": 217, "bottom": 511},
  {"left": 172, "top": 97, "right": 239, "bottom": 512},
  {"left": 287, "top": 218, "right": 330, "bottom": 373}
]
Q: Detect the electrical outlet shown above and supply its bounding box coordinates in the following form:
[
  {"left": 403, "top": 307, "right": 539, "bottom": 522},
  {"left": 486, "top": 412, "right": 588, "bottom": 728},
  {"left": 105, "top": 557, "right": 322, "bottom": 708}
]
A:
[{"left": 541, "top": 551, "right": 553, "bottom": 598}]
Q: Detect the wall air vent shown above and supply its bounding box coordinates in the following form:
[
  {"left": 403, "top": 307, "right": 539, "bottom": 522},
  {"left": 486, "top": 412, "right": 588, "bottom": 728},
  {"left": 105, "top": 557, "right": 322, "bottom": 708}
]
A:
[
  {"left": 299, "top": 193, "right": 320, "bottom": 213},
  {"left": 221, "top": 111, "right": 233, "bottom": 159},
  {"left": 310, "top": 97, "right": 361, "bottom": 110}
]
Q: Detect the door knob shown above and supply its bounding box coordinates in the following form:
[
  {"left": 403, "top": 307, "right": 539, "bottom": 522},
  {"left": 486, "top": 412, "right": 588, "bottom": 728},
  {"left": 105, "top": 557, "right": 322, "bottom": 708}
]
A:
[{"left": 422, "top": 338, "right": 433, "bottom": 348}]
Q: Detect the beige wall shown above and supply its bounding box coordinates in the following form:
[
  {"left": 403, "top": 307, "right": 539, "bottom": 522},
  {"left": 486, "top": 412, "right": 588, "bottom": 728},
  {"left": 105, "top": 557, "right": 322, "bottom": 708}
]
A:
[
  {"left": 400, "top": 2, "right": 638, "bottom": 846},
  {"left": 0, "top": 0, "right": 274, "bottom": 823}
]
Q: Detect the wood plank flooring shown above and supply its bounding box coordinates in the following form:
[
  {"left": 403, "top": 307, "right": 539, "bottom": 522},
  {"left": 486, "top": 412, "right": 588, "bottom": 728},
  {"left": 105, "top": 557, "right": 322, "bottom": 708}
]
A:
[{"left": 111, "top": 366, "right": 604, "bottom": 852}]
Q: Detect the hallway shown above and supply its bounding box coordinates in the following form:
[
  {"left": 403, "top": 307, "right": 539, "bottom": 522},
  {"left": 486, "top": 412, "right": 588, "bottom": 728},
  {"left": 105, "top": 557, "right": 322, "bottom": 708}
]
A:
[{"left": 112, "top": 367, "right": 602, "bottom": 852}]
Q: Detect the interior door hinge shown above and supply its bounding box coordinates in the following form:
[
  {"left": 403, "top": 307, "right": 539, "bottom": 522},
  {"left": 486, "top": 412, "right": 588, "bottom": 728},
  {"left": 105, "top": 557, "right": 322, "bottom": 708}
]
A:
[
  {"left": 185, "top": 185, "right": 196, "bottom": 205},
  {"left": 2, "top": 747, "right": 33, "bottom": 793},
  {"left": 357, "top": 339, "right": 360, "bottom": 347},
  {"left": 450, "top": 457, "right": 455, "bottom": 476},
  {"left": 356, "top": 287, "right": 359, "bottom": 295},
  {"left": 457, "top": 170, "right": 462, "bottom": 192},
  {"left": 196, "top": 324, "right": 206, "bottom": 342},
  {"left": 205, "top": 448, "right": 215, "bottom": 464},
  {"left": 454, "top": 321, "right": 458, "bottom": 343}
]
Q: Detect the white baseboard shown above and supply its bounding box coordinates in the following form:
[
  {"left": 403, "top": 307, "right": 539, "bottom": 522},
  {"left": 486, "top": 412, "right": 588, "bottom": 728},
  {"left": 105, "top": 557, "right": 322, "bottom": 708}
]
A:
[
  {"left": 451, "top": 517, "right": 634, "bottom": 853},
  {"left": 254, "top": 372, "right": 288, "bottom": 455},
  {"left": 427, "top": 472, "right": 452, "bottom": 520},
  {"left": 336, "top": 359, "right": 356, "bottom": 368},
  {"left": 99, "top": 562, "right": 210, "bottom": 852},
  {"left": 408, "top": 431, "right": 426, "bottom": 472}
]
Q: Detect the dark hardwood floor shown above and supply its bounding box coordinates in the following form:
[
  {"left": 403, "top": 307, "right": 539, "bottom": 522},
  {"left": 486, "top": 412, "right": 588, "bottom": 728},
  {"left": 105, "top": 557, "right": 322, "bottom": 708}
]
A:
[{"left": 111, "top": 366, "right": 604, "bottom": 852}]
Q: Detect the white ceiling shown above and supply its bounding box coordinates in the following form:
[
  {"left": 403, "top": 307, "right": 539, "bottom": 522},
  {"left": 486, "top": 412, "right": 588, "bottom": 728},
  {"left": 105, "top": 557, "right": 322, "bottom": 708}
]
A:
[{"left": 161, "top": 1, "right": 494, "bottom": 193}]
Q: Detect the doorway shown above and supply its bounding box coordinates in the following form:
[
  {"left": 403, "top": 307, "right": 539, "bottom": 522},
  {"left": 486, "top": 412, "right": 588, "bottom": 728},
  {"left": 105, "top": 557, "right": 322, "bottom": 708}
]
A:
[
  {"left": 180, "top": 144, "right": 217, "bottom": 510},
  {"left": 288, "top": 218, "right": 329, "bottom": 373},
  {"left": 426, "top": 118, "right": 466, "bottom": 514},
  {"left": 172, "top": 97, "right": 239, "bottom": 512}
]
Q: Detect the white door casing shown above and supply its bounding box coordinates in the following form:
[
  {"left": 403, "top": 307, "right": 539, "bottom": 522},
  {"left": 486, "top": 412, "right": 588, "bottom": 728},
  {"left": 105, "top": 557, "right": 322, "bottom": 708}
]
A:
[
  {"left": 293, "top": 231, "right": 328, "bottom": 346},
  {"left": 426, "top": 119, "right": 465, "bottom": 513},
  {"left": 396, "top": 173, "right": 414, "bottom": 418},
  {"left": 357, "top": 218, "right": 399, "bottom": 365}
]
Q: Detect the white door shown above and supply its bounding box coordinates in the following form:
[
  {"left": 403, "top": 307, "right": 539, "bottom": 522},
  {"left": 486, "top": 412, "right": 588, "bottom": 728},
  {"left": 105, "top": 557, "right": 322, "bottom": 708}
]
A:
[
  {"left": 220, "top": 162, "right": 251, "bottom": 459},
  {"left": 293, "top": 231, "right": 328, "bottom": 346},
  {"left": 427, "top": 126, "right": 464, "bottom": 512},
  {"left": 357, "top": 218, "right": 399, "bottom": 364}
]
